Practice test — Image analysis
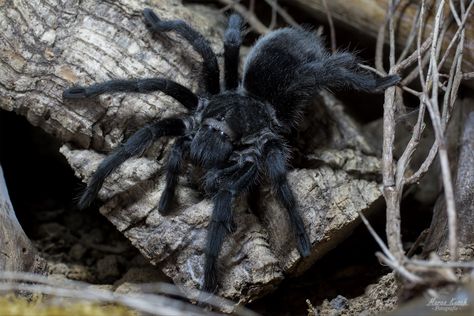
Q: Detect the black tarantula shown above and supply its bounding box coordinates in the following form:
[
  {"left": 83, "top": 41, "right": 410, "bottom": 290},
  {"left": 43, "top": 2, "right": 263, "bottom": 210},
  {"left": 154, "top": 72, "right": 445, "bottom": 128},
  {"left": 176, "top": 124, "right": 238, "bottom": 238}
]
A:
[{"left": 64, "top": 8, "right": 399, "bottom": 293}]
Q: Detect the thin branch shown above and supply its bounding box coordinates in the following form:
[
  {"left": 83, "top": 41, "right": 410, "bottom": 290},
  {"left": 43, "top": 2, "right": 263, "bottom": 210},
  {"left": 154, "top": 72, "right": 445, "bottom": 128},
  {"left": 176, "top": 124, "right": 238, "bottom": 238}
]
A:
[
  {"left": 322, "top": 0, "right": 336, "bottom": 52},
  {"left": 396, "top": 31, "right": 432, "bottom": 73},
  {"left": 376, "top": 253, "right": 423, "bottom": 283},
  {"left": 437, "top": 0, "right": 474, "bottom": 71},
  {"left": 359, "top": 212, "right": 397, "bottom": 262},
  {"left": 263, "top": 0, "right": 299, "bottom": 27},
  {"left": 381, "top": 0, "right": 405, "bottom": 260},
  {"left": 217, "top": 0, "right": 269, "bottom": 34},
  {"left": 427, "top": 0, "right": 458, "bottom": 261},
  {"left": 0, "top": 271, "right": 258, "bottom": 316},
  {"left": 409, "top": 259, "right": 474, "bottom": 269},
  {"left": 463, "top": 72, "right": 474, "bottom": 80},
  {"left": 396, "top": 4, "right": 422, "bottom": 64},
  {"left": 267, "top": 0, "right": 278, "bottom": 30},
  {"left": 405, "top": 139, "right": 439, "bottom": 184}
]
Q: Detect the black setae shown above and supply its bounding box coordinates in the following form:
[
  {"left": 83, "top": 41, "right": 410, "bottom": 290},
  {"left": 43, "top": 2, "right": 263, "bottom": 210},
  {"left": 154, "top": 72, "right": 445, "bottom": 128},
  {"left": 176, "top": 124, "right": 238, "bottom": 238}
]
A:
[{"left": 63, "top": 8, "right": 400, "bottom": 294}]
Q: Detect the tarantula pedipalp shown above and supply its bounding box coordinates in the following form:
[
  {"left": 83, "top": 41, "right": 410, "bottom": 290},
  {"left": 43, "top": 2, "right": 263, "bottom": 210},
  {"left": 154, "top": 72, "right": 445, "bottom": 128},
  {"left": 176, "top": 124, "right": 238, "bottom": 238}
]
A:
[{"left": 63, "top": 8, "right": 399, "bottom": 293}]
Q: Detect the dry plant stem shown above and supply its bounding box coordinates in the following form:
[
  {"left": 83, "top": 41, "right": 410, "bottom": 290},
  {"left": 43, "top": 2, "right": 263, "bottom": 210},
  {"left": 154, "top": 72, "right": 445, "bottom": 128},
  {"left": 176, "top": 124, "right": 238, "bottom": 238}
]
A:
[
  {"left": 376, "top": 0, "right": 402, "bottom": 73},
  {"left": 322, "top": 0, "right": 336, "bottom": 52},
  {"left": 382, "top": 0, "right": 404, "bottom": 260},
  {"left": 400, "top": 49, "right": 431, "bottom": 85},
  {"left": 267, "top": 0, "right": 278, "bottom": 30},
  {"left": 438, "top": 0, "right": 474, "bottom": 73},
  {"left": 263, "top": 0, "right": 299, "bottom": 28},
  {"left": 449, "top": 0, "right": 462, "bottom": 24},
  {"left": 396, "top": 5, "right": 422, "bottom": 64},
  {"left": 406, "top": 230, "right": 429, "bottom": 257},
  {"left": 220, "top": 0, "right": 240, "bottom": 11},
  {"left": 359, "top": 212, "right": 423, "bottom": 282},
  {"left": 218, "top": 0, "right": 269, "bottom": 34},
  {"left": 359, "top": 212, "right": 400, "bottom": 264},
  {"left": 363, "top": 0, "right": 471, "bottom": 290},
  {"left": 405, "top": 141, "right": 439, "bottom": 184},
  {"left": 384, "top": 0, "right": 469, "bottom": 275},
  {"left": 409, "top": 259, "right": 474, "bottom": 269},
  {"left": 389, "top": 0, "right": 398, "bottom": 68},
  {"left": 399, "top": 11, "right": 450, "bottom": 84},
  {"left": 448, "top": 1, "right": 470, "bottom": 110},
  {"left": 395, "top": 32, "right": 432, "bottom": 72},
  {"left": 382, "top": 85, "right": 404, "bottom": 259},
  {"left": 464, "top": 72, "right": 474, "bottom": 79},
  {"left": 0, "top": 272, "right": 258, "bottom": 316},
  {"left": 404, "top": 0, "right": 441, "bottom": 186},
  {"left": 376, "top": 253, "right": 423, "bottom": 283},
  {"left": 395, "top": 100, "right": 427, "bottom": 190},
  {"left": 375, "top": 5, "right": 389, "bottom": 72},
  {"left": 426, "top": 0, "right": 458, "bottom": 260}
]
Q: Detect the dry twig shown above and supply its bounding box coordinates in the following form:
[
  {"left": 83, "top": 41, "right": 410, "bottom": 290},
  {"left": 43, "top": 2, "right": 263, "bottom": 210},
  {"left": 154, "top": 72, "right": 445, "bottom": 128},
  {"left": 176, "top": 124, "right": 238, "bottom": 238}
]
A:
[
  {"left": 0, "top": 271, "right": 258, "bottom": 316},
  {"left": 364, "top": 0, "right": 474, "bottom": 293}
]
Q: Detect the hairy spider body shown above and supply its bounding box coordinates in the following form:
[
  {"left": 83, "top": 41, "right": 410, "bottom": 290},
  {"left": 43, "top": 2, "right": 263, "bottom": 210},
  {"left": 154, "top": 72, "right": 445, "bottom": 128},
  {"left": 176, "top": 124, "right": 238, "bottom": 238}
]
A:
[{"left": 64, "top": 8, "right": 399, "bottom": 294}]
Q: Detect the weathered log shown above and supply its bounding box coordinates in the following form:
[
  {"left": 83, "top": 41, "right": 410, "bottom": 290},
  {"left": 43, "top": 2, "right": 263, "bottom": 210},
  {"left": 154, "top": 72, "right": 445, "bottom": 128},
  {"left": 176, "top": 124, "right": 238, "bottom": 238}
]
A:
[
  {"left": 0, "top": 164, "right": 46, "bottom": 274},
  {"left": 423, "top": 99, "right": 474, "bottom": 258},
  {"left": 1, "top": 0, "right": 385, "bottom": 304}
]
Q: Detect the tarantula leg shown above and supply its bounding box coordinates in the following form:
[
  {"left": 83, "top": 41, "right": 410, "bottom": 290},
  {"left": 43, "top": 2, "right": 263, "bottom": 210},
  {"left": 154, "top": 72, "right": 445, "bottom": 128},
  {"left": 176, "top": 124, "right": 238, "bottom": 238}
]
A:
[
  {"left": 63, "top": 78, "right": 198, "bottom": 111},
  {"left": 203, "top": 163, "right": 258, "bottom": 293},
  {"left": 158, "top": 136, "right": 190, "bottom": 214},
  {"left": 264, "top": 140, "right": 311, "bottom": 257},
  {"left": 203, "top": 163, "right": 242, "bottom": 195},
  {"left": 301, "top": 52, "right": 400, "bottom": 93},
  {"left": 224, "top": 14, "right": 243, "bottom": 90},
  {"left": 78, "top": 117, "right": 186, "bottom": 210},
  {"left": 143, "top": 8, "right": 220, "bottom": 95}
]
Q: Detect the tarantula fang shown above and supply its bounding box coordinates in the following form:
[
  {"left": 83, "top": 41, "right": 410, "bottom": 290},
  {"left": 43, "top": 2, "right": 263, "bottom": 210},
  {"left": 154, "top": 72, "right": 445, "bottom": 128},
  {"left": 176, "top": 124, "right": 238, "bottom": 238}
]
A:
[{"left": 63, "top": 8, "right": 400, "bottom": 294}]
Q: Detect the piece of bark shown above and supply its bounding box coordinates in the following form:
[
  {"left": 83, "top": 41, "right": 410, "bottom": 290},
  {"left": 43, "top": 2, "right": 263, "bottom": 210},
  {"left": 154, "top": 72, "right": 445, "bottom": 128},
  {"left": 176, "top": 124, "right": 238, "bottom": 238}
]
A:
[
  {"left": 60, "top": 92, "right": 384, "bottom": 302},
  {"left": 282, "top": 0, "right": 474, "bottom": 84},
  {"left": 423, "top": 99, "right": 474, "bottom": 259},
  {"left": 0, "top": 164, "right": 46, "bottom": 274},
  {"left": 1, "top": 0, "right": 384, "bottom": 304}
]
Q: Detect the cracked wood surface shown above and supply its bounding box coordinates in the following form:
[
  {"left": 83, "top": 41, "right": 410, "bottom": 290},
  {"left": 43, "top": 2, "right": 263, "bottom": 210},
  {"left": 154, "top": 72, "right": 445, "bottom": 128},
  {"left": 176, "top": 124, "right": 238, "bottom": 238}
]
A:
[
  {"left": 1, "top": 0, "right": 384, "bottom": 304},
  {"left": 0, "top": 164, "right": 46, "bottom": 274}
]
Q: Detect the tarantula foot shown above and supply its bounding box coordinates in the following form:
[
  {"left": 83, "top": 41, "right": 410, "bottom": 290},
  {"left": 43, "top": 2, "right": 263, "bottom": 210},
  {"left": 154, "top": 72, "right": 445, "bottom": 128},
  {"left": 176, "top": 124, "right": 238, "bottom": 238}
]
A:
[
  {"left": 143, "top": 8, "right": 161, "bottom": 28},
  {"left": 296, "top": 232, "right": 311, "bottom": 257},
  {"left": 203, "top": 259, "right": 218, "bottom": 294},
  {"left": 374, "top": 74, "right": 401, "bottom": 92},
  {"left": 63, "top": 87, "right": 88, "bottom": 99},
  {"left": 157, "top": 188, "right": 174, "bottom": 215},
  {"left": 226, "top": 220, "right": 237, "bottom": 234},
  {"left": 77, "top": 187, "right": 96, "bottom": 210}
]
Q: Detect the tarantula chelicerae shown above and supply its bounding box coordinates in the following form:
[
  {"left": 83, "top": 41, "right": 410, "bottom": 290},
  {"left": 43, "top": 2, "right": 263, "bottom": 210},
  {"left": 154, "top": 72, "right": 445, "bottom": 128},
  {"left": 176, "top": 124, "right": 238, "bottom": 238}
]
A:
[{"left": 64, "top": 8, "right": 399, "bottom": 293}]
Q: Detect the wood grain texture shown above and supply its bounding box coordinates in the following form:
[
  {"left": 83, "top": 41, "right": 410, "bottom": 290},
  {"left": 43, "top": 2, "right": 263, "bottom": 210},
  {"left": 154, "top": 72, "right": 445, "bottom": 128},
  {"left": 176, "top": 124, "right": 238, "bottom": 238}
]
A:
[
  {"left": 0, "top": 164, "right": 46, "bottom": 274},
  {"left": 423, "top": 99, "right": 474, "bottom": 259}
]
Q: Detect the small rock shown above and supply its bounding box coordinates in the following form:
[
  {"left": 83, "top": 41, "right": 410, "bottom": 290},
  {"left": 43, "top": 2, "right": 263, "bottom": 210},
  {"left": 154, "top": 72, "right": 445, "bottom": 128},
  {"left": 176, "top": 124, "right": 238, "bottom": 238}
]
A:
[
  {"left": 114, "top": 266, "right": 169, "bottom": 287},
  {"left": 83, "top": 228, "right": 104, "bottom": 244},
  {"left": 36, "top": 222, "right": 67, "bottom": 239},
  {"left": 330, "top": 295, "right": 349, "bottom": 310},
  {"left": 67, "top": 264, "right": 94, "bottom": 282},
  {"left": 69, "top": 243, "right": 87, "bottom": 261},
  {"left": 96, "top": 255, "right": 121, "bottom": 282},
  {"left": 48, "top": 262, "right": 69, "bottom": 275}
]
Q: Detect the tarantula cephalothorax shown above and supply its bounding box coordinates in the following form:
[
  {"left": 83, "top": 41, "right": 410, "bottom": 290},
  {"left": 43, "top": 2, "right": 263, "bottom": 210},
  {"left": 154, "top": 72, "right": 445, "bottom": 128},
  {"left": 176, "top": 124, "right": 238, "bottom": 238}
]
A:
[{"left": 64, "top": 8, "right": 399, "bottom": 293}]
